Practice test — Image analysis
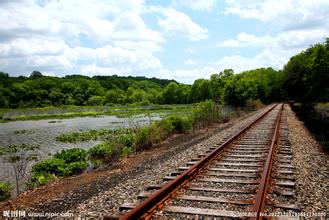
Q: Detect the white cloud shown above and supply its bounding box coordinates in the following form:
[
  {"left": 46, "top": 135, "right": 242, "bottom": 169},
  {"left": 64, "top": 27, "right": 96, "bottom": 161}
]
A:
[
  {"left": 214, "top": 28, "right": 329, "bottom": 73},
  {"left": 172, "top": 0, "right": 216, "bottom": 11},
  {"left": 224, "top": 0, "right": 329, "bottom": 30},
  {"left": 158, "top": 8, "right": 208, "bottom": 41},
  {"left": 217, "top": 29, "right": 328, "bottom": 49},
  {"left": 69, "top": 45, "right": 163, "bottom": 76},
  {"left": 0, "top": 38, "right": 69, "bottom": 57},
  {"left": 111, "top": 13, "right": 163, "bottom": 43},
  {"left": 213, "top": 52, "right": 283, "bottom": 74},
  {"left": 214, "top": 43, "right": 305, "bottom": 74},
  {"left": 217, "top": 32, "right": 273, "bottom": 47},
  {"left": 216, "top": 0, "right": 329, "bottom": 74},
  {"left": 0, "top": 0, "right": 165, "bottom": 77},
  {"left": 158, "top": 65, "right": 218, "bottom": 84}
]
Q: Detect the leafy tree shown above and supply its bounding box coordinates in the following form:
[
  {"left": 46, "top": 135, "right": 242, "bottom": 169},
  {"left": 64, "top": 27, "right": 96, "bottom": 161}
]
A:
[
  {"left": 29, "top": 71, "right": 43, "bottom": 78},
  {"left": 163, "top": 82, "right": 179, "bottom": 104},
  {"left": 49, "top": 88, "right": 64, "bottom": 106},
  {"left": 105, "top": 89, "right": 126, "bottom": 104},
  {"left": 130, "top": 89, "right": 147, "bottom": 103},
  {"left": 190, "top": 79, "right": 211, "bottom": 102},
  {"left": 284, "top": 40, "right": 329, "bottom": 103}
]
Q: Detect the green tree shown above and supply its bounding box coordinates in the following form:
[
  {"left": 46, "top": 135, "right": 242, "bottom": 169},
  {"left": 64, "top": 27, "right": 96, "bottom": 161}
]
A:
[
  {"left": 29, "top": 71, "right": 43, "bottom": 78},
  {"left": 284, "top": 40, "right": 329, "bottom": 103},
  {"left": 163, "top": 82, "right": 179, "bottom": 104},
  {"left": 190, "top": 79, "right": 211, "bottom": 102},
  {"left": 105, "top": 89, "right": 126, "bottom": 104}
]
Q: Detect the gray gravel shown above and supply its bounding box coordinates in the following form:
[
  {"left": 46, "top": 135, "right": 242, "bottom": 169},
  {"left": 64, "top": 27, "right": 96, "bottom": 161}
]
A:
[{"left": 286, "top": 104, "right": 328, "bottom": 213}]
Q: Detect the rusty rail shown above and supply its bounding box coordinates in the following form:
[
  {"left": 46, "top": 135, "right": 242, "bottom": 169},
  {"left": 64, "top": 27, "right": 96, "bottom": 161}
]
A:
[
  {"left": 251, "top": 103, "right": 283, "bottom": 219},
  {"left": 118, "top": 104, "right": 279, "bottom": 220}
]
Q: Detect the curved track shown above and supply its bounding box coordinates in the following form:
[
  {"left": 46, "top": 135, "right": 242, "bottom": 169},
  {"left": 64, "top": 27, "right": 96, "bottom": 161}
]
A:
[{"left": 113, "top": 103, "right": 299, "bottom": 219}]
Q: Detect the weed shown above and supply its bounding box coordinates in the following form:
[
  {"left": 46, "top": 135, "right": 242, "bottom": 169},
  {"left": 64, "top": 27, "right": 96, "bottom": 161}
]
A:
[{"left": 0, "top": 182, "right": 10, "bottom": 201}]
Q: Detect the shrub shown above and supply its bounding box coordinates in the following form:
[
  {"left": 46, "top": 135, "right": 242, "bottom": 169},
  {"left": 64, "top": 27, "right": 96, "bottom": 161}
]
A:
[
  {"left": 134, "top": 127, "right": 153, "bottom": 150},
  {"left": 32, "top": 148, "right": 88, "bottom": 179},
  {"left": 134, "top": 114, "right": 193, "bottom": 151},
  {"left": 88, "top": 142, "right": 113, "bottom": 160},
  {"left": 88, "top": 142, "right": 123, "bottom": 166},
  {"left": 166, "top": 115, "right": 192, "bottom": 133},
  {"left": 119, "top": 134, "right": 135, "bottom": 148},
  {"left": 54, "top": 148, "right": 87, "bottom": 163},
  {"left": 67, "top": 161, "right": 88, "bottom": 175},
  {"left": 193, "top": 100, "right": 221, "bottom": 128},
  {"left": 32, "top": 158, "right": 68, "bottom": 176},
  {"left": 0, "top": 182, "right": 10, "bottom": 201},
  {"left": 120, "top": 146, "right": 134, "bottom": 158},
  {"left": 155, "top": 118, "right": 174, "bottom": 136}
]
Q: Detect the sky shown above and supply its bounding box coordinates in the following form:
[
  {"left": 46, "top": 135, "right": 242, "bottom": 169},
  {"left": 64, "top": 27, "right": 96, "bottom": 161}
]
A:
[{"left": 0, "top": 0, "right": 328, "bottom": 84}]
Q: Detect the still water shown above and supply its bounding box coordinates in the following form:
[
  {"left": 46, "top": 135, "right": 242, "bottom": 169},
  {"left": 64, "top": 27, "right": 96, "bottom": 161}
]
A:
[{"left": 0, "top": 114, "right": 161, "bottom": 185}]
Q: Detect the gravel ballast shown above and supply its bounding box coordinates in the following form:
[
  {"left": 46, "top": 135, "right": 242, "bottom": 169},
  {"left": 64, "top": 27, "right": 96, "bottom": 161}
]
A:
[
  {"left": 286, "top": 105, "right": 328, "bottom": 213},
  {"left": 76, "top": 107, "right": 273, "bottom": 217}
]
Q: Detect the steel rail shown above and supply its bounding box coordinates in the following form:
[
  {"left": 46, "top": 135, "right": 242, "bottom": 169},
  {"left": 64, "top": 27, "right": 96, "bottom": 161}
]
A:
[
  {"left": 251, "top": 103, "right": 283, "bottom": 219},
  {"left": 118, "top": 104, "right": 279, "bottom": 220}
]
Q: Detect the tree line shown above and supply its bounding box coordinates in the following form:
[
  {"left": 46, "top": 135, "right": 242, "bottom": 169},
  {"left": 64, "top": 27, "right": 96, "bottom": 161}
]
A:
[
  {"left": 283, "top": 38, "right": 329, "bottom": 104},
  {"left": 0, "top": 39, "right": 328, "bottom": 108}
]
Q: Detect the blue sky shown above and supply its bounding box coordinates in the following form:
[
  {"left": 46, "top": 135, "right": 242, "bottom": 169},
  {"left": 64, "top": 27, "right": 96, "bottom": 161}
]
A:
[{"left": 0, "top": 0, "right": 328, "bottom": 83}]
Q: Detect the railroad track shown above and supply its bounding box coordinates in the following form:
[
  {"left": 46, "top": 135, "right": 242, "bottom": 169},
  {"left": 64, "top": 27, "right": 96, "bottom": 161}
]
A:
[{"left": 111, "top": 103, "right": 299, "bottom": 219}]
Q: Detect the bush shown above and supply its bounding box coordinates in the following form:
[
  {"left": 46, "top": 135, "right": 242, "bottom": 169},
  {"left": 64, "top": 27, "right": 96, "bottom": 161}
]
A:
[
  {"left": 54, "top": 148, "right": 87, "bottom": 163},
  {"left": 88, "top": 142, "right": 123, "bottom": 166},
  {"left": 0, "top": 182, "right": 10, "bottom": 201},
  {"left": 155, "top": 118, "right": 174, "bottom": 136},
  {"left": 88, "top": 142, "right": 113, "bottom": 160},
  {"left": 119, "top": 134, "right": 135, "bottom": 148},
  {"left": 67, "top": 161, "right": 88, "bottom": 175},
  {"left": 134, "top": 127, "right": 153, "bottom": 150},
  {"left": 32, "top": 158, "right": 68, "bottom": 176},
  {"left": 166, "top": 115, "right": 192, "bottom": 133},
  {"left": 32, "top": 148, "right": 88, "bottom": 179},
  {"left": 120, "top": 146, "right": 134, "bottom": 158},
  {"left": 193, "top": 100, "right": 221, "bottom": 128},
  {"left": 133, "top": 114, "right": 193, "bottom": 151}
]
